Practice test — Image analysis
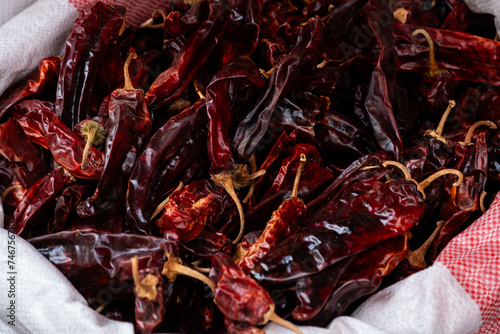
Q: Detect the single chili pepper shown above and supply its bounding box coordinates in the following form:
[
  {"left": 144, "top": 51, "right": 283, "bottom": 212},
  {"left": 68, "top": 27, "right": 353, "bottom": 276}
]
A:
[
  {"left": 126, "top": 99, "right": 208, "bottom": 234},
  {"left": 55, "top": 1, "right": 124, "bottom": 130},
  {"left": 162, "top": 251, "right": 303, "bottom": 333},
  {"left": 302, "top": 234, "right": 409, "bottom": 326},
  {"left": 77, "top": 53, "right": 152, "bottom": 223},
  {"left": 0, "top": 119, "right": 42, "bottom": 173},
  {"left": 11, "top": 100, "right": 105, "bottom": 179},
  {"left": 29, "top": 230, "right": 177, "bottom": 299},
  {"left": 155, "top": 180, "right": 220, "bottom": 242},
  {"left": 412, "top": 28, "right": 458, "bottom": 117},
  {"left": 237, "top": 154, "right": 307, "bottom": 273},
  {"left": 440, "top": 2, "right": 471, "bottom": 32},
  {"left": 251, "top": 161, "right": 462, "bottom": 283},
  {"left": 7, "top": 167, "right": 75, "bottom": 237},
  {"left": 232, "top": 16, "right": 323, "bottom": 160},
  {"left": 0, "top": 56, "right": 61, "bottom": 120},
  {"left": 145, "top": 0, "right": 232, "bottom": 110},
  {"left": 130, "top": 256, "right": 165, "bottom": 333}
]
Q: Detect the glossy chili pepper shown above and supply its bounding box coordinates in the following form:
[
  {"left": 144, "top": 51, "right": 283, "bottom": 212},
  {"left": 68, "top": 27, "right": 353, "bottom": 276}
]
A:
[
  {"left": 182, "top": 227, "right": 233, "bottom": 260},
  {"left": 163, "top": 1, "right": 209, "bottom": 39},
  {"left": 232, "top": 16, "right": 323, "bottom": 160},
  {"left": 155, "top": 180, "right": 220, "bottom": 242},
  {"left": 250, "top": 169, "right": 426, "bottom": 283},
  {"left": 29, "top": 230, "right": 178, "bottom": 298},
  {"left": 55, "top": 1, "right": 124, "bottom": 130},
  {"left": 77, "top": 53, "right": 152, "bottom": 223},
  {"left": 7, "top": 167, "right": 75, "bottom": 237},
  {"left": 206, "top": 56, "right": 266, "bottom": 176},
  {"left": 0, "top": 119, "right": 42, "bottom": 173},
  {"left": 300, "top": 234, "right": 409, "bottom": 326},
  {"left": 145, "top": 0, "right": 231, "bottom": 110},
  {"left": 126, "top": 99, "right": 208, "bottom": 234},
  {"left": 53, "top": 183, "right": 89, "bottom": 232},
  {"left": 0, "top": 56, "right": 61, "bottom": 120},
  {"left": 11, "top": 100, "right": 105, "bottom": 179}
]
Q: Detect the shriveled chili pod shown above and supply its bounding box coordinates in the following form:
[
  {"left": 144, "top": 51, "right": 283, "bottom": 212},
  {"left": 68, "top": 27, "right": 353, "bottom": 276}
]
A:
[
  {"left": 0, "top": 56, "right": 61, "bottom": 120},
  {"left": 0, "top": 119, "right": 42, "bottom": 173},
  {"left": 11, "top": 100, "right": 105, "bottom": 180},
  {"left": 162, "top": 252, "right": 303, "bottom": 334},
  {"left": 7, "top": 167, "right": 76, "bottom": 237},
  {"left": 53, "top": 183, "right": 90, "bottom": 232},
  {"left": 77, "top": 53, "right": 152, "bottom": 223},
  {"left": 55, "top": 1, "right": 124, "bottom": 130},
  {"left": 237, "top": 154, "right": 307, "bottom": 273},
  {"left": 126, "top": 99, "right": 208, "bottom": 234},
  {"left": 145, "top": 0, "right": 232, "bottom": 110}
]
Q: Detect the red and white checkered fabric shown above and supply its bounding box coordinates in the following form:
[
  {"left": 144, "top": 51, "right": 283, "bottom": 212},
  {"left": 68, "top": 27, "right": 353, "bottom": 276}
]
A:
[
  {"left": 69, "top": 0, "right": 172, "bottom": 27},
  {"left": 437, "top": 193, "right": 500, "bottom": 334}
]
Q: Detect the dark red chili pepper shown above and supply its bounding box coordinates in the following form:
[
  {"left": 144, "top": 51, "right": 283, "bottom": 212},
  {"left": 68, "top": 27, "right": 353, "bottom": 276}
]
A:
[
  {"left": 0, "top": 119, "right": 42, "bottom": 173},
  {"left": 11, "top": 100, "right": 105, "bottom": 180},
  {"left": 155, "top": 180, "right": 220, "bottom": 242},
  {"left": 55, "top": 1, "right": 124, "bottom": 130},
  {"left": 300, "top": 234, "right": 409, "bottom": 326},
  {"left": 0, "top": 56, "right": 61, "bottom": 120},
  {"left": 145, "top": 0, "right": 232, "bottom": 110},
  {"left": 126, "top": 99, "right": 208, "bottom": 234},
  {"left": 182, "top": 227, "right": 233, "bottom": 260},
  {"left": 53, "top": 183, "right": 90, "bottom": 232},
  {"left": 77, "top": 53, "right": 152, "bottom": 223},
  {"left": 232, "top": 16, "right": 323, "bottom": 160},
  {"left": 7, "top": 167, "right": 75, "bottom": 237},
  {"left": 163, "top": 1, "right": 209, "bottom": 39}
]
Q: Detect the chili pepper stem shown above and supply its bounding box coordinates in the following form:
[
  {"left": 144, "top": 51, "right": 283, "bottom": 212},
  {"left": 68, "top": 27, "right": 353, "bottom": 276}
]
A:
[
  {"left": 291, "top": 154, "right": 307, "bottom": 199},
  {"left": 412, "top": 28, "right": 449, "bottom": 77},
  {"left": 417, "top": 169, "right": 463, "bottom": 199},
  {"left": 480, "top": 191, "right": 487, "bottom": 213},
  {"left": 80, "top": 120, "right": 106, "bottom": 170},
  {"left": 267, "top": 312, "right": 304, "bottom": 334},
  {"left": 382, "top": 161, "right": 413, "bottom": 181},
  {"left": 407, "top": 220, "right": 444, "bottom": 268},
  {"left": 139, "top": 9, "right": 167, "bottom": 29},
  {"left": 1, "top": 184, "right": 24, "bottom": 202},
  {"left": 123, "top": 52, "right": 137, "bottom": 90},
  {"left": 131, "top": 256, "right": 160, "bottom": 300},
  {"left": 162, "top": 252, "right": 215, "bottom": 290},
  {"left": 242, "top": 155, "right": 258, "bottom": 204},
  {"left": 424, "top": 100, "right": 456, "bottom": 144},
  {"left": 459, "top": 120, "right": 497, "bottom": 146}
]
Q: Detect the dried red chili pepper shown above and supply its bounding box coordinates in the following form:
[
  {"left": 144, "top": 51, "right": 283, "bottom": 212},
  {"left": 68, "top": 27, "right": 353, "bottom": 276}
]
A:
[
  {"left": 55, "top": 1, "right": 124, "bottom": 130},
  {"left": 237, "top": 154, "right": 307, "bottom": 273},
  {"left": 11, "top": 100, "right": 105, "bottom": 180},
  {"left": 126, "top": 99, "right": 208, "bottom": 234},
  {"left": 145, "top": 0, "right": 231, "bottom": 110},
  {"left": 0, "top": 119, "right": 42, "bottom": 173},
  {"left": 162, "top": 251, "right": 302, "bottom": 333},
  {"left": 77, "top": 53, "right": 152, "bottom": 223},
  {"left": 163, "top": 1, "right": 209, "bottom": 39},
  {"left": 7, "top": 167, "right": 75, "bottom": 237},
  {"left": 0, "top": 56, "right": 61, "bottom": 120},
  {"left": 182, "top": 227, "right": 233, "bottom": 260}
]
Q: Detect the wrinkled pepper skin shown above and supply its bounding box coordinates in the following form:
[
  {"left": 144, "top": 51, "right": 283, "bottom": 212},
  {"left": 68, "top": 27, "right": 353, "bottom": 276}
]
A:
[
  {"left": 55, "top": 1, "right": 124, "bottom": 130},
  {"left": 251, "top": 179, "right": 425, "bottom": 283},
  {"left": 126, "top": 100, "right": 208, "bottom": 234}
]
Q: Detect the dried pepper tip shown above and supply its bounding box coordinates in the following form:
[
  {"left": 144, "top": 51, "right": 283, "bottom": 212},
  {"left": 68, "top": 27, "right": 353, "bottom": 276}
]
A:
[
  {"left": 131, "top": 256, "right": 160, "bottom": 301},
  {"left": 80, "top": 120, "right": 106, "bottom": 170},
  {"left": 407, "top": 220, "right": 445, "bottom": 268},
  {"left": 393, "top": 8, "right": 409, "bottom": 24},
  {"left": 242, "top": 155, "right": 258, "bottom": 204},
  {"left": 424, "top": 100, "right": 456, "bottom": 144},
  {"left": 162, "top": 252, "right": 215, "bottom": 290},
  {"left": 417, "top": 169, "right": 463, "bottom": 199},
  {"left": 1, "top": 184, "right": 25, "bottom": 202},
  {"left": 122, "top": 52, "right": 138, "bottom": 91},
  {"left": 459, "top": 120, "right": 497, "bottom": 146},
  {"left": 291, "top": 154, "right": 307, "bottom": 199},
  {"left": 480, "top": 191, "right": 487, "bottom": 213},
  {"left": 139, "top": 9, "right": 167, "bottom": 29},
  {"left": 193, "top": 79, "right": 205, "bottom": 99},
  {"left": 212, "top": 165, "right": 266, "bottom": 244},
  {"left": 150, "top": 182, "right": 184, "bottom": 221},
  {"left": 412, "top": 28, "right": 449, "bottom": 77}
]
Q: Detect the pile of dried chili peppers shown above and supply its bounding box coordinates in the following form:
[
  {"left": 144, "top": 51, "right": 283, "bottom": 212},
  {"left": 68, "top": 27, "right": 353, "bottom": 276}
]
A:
[{"left": 1, "top": 0, "right": 500, "bottom": 332}]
